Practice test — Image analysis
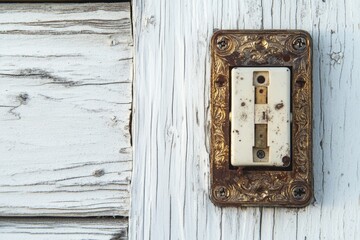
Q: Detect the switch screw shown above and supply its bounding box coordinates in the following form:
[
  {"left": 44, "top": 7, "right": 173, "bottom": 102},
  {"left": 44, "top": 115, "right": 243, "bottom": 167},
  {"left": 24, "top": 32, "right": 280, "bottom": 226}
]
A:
[
  {"left": 214, "top": 186, "right": 229, "bottom": 200},
  {"left": 256, "top": 150, "right": 265, "bottom": 159},
  {"left": 292, "top": 186, "right": 306, "bottom": 200},
  {"left": 292, "top": 36, "right": 306, "bottom": 51},
  {"left": 217, "top": 37, "right": 228, "bottom": 50}
]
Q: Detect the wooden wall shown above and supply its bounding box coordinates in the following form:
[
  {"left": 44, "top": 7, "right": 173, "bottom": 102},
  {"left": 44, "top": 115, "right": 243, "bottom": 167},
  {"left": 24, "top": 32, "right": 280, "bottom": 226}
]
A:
[
  {"left": 0, "top": 3, "right": 132, "bottom": 239},
  {"left": 1, "top": 0, "right": 360, "bottom": 239},
  {"left": 0, "top": 218, "right": 128, "bottom": 240},
  {"left": 131, "top": 0, "right": 360, "bottom": 239}
]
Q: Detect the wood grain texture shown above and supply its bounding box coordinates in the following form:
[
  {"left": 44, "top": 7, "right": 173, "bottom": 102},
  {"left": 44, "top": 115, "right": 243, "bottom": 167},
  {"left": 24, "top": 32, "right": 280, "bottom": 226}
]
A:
[
  {"left": 0, "top": 218, "right": 127, "bottom": 240},
  {"left": 131, "top": 0, "right": 360, "bottom": 239},
  {"left": 0, "top": 3, "right": 132, "bottom": 217}
]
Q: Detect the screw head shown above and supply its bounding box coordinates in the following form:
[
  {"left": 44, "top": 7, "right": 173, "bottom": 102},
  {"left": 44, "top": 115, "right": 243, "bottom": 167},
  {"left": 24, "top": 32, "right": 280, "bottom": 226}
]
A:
[
  {"left": 292, "top": 36, "right": 307, "bottom": 51},
  {"left": 256, "top": 150, "right": 266, "bottom": 159},
  {"left": 292, "top": 186, "right": 306, "bottom": 200},
  {"left": 216, "top": 37, "right": 228, "bottom": 50},
  {"left": 214, "top": 186, "right": 229, "bottom": 200}
]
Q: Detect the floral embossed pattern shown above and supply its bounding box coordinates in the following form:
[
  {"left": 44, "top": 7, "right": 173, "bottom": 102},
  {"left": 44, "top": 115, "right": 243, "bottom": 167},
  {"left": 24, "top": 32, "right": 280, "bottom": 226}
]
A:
[{"left": 210, "top": 30, "right": 312, "bottom": 207}]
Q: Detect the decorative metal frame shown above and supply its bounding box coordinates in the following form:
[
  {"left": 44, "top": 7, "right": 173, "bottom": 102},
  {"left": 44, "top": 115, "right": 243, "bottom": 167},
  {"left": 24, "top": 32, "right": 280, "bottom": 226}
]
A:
[{"left": 210, "top": 30, "right": 312, "bottom": 207}]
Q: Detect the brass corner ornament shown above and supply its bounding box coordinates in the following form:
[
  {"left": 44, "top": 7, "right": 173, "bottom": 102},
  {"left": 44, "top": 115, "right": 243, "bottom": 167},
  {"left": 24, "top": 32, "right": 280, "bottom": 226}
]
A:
[{"left": 210, "top": 30, "right": 313, "bottom": 207}]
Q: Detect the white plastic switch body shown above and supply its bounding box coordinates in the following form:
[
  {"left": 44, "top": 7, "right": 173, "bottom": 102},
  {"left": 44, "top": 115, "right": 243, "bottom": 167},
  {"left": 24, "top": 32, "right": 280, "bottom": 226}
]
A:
[{"left": 231, "top": 67, "right": 291, "bottom": 167}]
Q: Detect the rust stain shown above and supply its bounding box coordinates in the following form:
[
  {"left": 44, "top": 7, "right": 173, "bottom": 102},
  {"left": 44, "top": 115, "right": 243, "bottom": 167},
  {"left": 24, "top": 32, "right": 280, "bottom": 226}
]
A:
[
  {"left": 275, "top": 103, "right": 284, "bottom": 110},
  {"left": 240, "top": 112, "right": 247, "bottom": 120},
  {"left": 282, "top": 156, "right": 291, "bottom": 167}
]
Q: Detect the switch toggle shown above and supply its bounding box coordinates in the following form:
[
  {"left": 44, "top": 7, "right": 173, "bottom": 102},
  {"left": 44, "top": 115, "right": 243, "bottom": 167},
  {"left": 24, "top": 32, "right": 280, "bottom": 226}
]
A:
[{"left": 230, "top": 67, "right": 291, "bottom": 167}]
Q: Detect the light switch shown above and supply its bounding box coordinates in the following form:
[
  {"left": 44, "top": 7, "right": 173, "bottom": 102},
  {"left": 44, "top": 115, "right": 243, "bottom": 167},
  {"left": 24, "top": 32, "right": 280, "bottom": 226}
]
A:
[
  {"left": 231, "top": 67, "right": 291, "bottom": 167},
  {"left": 210, "top": 30, "right": 313, "bottom": 207}
]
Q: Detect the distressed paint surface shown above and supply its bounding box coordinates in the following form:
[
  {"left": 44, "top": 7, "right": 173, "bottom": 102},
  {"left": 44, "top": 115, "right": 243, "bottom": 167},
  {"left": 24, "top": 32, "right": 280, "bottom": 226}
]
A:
[
  {"left": 131, "top": 0, "right": 360, "bottom": 239},
  {"left": 0, "top": 3, "right": 132, "bottom": 217},
  {"left": 0, "top": 218, "right": 127, "bottom": 240}
]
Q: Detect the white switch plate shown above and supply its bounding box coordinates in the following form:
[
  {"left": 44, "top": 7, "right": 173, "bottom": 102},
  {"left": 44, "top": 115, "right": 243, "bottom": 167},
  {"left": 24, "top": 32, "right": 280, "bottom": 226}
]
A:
[{"left": 231, "top": 67, "right": 291, "bottom": 167}]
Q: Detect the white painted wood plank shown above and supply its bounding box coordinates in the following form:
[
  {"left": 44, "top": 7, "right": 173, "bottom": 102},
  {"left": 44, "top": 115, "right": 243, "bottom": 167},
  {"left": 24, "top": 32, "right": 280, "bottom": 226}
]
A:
[
  {"left": 0, "top": 218, "right": 127, "bottom": 240},
  {"left": 131, "top": 0, "right": 360, "bottom": 239},
  {"left": 0, "top": 3, "right": 132, "bottom": 217}
]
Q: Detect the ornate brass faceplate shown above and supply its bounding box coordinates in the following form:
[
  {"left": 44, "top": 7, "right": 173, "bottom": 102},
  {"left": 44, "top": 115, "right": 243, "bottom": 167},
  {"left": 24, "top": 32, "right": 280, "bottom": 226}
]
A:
[{"left": 210, "top": 30, "right": 312, "bottom": 207}]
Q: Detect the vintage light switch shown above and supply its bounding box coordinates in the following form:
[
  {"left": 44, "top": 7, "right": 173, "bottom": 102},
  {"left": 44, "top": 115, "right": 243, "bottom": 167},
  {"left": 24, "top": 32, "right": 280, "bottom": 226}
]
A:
[
  {"left": 231, "top": 67, "right": 291, "bottom": 167},
  {"left": 210, "top": 30, "right": 312, "bottom": 207}
]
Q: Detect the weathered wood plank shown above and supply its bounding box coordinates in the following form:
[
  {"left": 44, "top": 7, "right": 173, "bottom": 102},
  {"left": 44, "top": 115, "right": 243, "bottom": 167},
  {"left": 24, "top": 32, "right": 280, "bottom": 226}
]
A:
[
  {"left": 0, "top": 218, "right": 127, "bottom": 240},
  {"left": 0, "top": 3, "right": 132, "bottom": 217},
  {"left": 131, "top": 0, "right": 360, "bottom": 239}
]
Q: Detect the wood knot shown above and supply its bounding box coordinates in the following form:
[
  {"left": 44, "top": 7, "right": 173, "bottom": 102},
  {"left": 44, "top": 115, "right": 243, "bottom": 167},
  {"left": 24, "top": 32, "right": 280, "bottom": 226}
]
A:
[
  {"left": 93, "top": 169, "right": 105, "bottom": 177},
  {"left": 17, "top": 93, "right": 29, "bottom": 104}
]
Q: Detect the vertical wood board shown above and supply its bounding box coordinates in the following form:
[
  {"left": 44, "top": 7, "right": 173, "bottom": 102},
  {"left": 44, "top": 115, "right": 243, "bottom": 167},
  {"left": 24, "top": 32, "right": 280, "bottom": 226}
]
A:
[{"left": 131, "top": 0, "right": 360, "bottom": 239}]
